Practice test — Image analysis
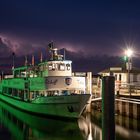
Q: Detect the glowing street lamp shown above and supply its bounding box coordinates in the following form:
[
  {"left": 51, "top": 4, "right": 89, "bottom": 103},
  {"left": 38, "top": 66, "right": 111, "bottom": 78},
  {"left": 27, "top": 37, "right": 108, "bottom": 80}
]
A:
[
  {"left": 125, "top": 49, "right": 133, "bottom": 57},
  {"left": 124, "top": 48, "right": 133, "bottom": 97}
]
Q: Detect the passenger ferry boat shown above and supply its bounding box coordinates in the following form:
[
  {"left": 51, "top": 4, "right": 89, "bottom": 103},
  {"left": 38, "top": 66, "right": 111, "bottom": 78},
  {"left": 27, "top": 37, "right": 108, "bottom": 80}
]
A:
[{"left": 0, "top": 43, "right": 91, "bottom": 119}]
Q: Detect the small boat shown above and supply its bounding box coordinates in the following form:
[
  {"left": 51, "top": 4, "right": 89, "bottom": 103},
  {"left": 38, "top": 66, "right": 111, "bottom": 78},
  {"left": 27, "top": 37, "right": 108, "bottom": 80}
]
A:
[{"left": 0, "top": 42, "right": 91, "bottom": 119}]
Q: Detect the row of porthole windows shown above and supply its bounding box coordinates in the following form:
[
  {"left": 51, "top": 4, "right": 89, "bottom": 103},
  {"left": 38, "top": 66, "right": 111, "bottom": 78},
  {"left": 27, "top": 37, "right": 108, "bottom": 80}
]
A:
[
  {"left": 38, "top": 63, "right": 71, "bottom": 71},
  {"left": 48, "top": 63, "right": 71, "bottom": 71}
]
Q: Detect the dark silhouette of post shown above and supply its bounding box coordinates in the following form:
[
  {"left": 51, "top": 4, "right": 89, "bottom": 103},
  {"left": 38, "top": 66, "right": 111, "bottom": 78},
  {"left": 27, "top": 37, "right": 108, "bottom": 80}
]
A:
[{"left": 102, "top": 76, "right": 115, "bottom": 140}]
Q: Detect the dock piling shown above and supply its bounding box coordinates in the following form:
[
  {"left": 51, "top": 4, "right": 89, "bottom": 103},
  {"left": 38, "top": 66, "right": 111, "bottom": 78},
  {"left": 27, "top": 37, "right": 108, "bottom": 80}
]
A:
[{"left": 102, "top": 76, "right": 115, "bottom": 140}]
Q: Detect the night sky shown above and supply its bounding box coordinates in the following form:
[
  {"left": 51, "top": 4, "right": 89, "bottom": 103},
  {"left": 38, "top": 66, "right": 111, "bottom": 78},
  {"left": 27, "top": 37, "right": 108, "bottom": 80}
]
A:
[{"left": 0, "top": 0, "right": 140, "bottom": 73}]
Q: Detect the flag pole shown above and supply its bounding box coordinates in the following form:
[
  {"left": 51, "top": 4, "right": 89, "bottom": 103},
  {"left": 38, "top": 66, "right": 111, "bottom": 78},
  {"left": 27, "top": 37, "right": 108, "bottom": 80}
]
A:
[
  {"left": 32, "top": 54, "right": 35, "bottom": 66},
  {"left": 40, "top": 52, "right": 43, "bottom": 62},
  {"left": 63, "top": 48, "right": 65, "bottom": 60},
  {"left": 12, "top": 52, "right": 15, "bottom": 69},
  {"left": 25, "top": 55, "right": 28, "bottom": 66}
]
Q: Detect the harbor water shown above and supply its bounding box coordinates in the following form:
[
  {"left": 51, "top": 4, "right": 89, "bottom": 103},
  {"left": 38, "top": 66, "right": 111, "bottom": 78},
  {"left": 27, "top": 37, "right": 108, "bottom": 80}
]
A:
[{"left": 0, "top": 101, "right": 140, "bottom": 140}]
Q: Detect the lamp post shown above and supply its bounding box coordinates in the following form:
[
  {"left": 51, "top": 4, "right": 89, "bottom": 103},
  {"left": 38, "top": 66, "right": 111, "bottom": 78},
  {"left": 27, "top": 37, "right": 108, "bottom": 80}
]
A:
[{"left": 124, "top": 49, "right": 133, "bottom": 97}]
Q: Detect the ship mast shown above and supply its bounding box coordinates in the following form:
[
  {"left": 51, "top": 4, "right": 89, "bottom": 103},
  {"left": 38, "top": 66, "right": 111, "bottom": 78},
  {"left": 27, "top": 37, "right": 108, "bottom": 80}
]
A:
[{"left": 48, "top": 42, "right": 63, "bottom": 61}]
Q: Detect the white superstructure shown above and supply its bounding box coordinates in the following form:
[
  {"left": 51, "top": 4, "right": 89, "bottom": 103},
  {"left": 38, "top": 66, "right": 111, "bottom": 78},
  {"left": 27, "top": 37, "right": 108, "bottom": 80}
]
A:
[{"left": 46, "top": 45, "right": 86, "bottom": 95}]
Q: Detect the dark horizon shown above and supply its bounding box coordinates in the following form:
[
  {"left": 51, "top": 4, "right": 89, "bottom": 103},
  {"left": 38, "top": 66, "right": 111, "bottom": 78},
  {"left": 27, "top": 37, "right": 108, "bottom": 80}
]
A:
[
  {"left": 0, "top": 48, "right": 140, "bottom": 75},
  {"left": 1, "top": 0, "right": 140, "bottom": 72}
]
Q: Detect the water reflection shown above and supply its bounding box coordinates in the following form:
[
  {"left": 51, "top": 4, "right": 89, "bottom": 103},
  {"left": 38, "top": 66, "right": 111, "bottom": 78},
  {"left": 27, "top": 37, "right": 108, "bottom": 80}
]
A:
[
  {"left": 78, "top": 111, "right": 140, "bottom": 140},
  {"left": 116, "top": 115, "right": 140, "bottom": 140},
  {"left": 0, "top": 101, "right": 83, "bottom": 140},
  {"left": 0, "top": 101, "right": 140, "bottom": 140},
  {"left": 78, "top": 113, "right": 101, "bottom": 140}
]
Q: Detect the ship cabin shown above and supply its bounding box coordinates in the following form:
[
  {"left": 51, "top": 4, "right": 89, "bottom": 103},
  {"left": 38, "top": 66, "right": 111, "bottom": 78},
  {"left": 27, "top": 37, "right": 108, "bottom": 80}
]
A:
[
  {"left": 44, "top": 48, "right": 86, "bottom": 96},
  {"left": 47, "top": 47, "right": 72, "bottom": 77}
]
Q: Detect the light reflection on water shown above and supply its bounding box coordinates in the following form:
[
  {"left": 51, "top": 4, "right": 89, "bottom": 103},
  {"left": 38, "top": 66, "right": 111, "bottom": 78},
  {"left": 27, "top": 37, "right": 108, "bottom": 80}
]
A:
[
  {"left": 0, "top": 101, "right": 140, "bottom": 140},
  {"left": 116, "top": 115, "right": 140, "bottom": 140},
  {"left": 78, "top": 113, "right": 101, "bottom": 140}
]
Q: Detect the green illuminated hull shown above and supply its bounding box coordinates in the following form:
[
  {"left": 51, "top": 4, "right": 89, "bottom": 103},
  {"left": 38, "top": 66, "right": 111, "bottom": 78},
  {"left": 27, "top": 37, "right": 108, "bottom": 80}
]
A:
[{"left": 0, "top": 93, "right": 90, "bottom": 119}]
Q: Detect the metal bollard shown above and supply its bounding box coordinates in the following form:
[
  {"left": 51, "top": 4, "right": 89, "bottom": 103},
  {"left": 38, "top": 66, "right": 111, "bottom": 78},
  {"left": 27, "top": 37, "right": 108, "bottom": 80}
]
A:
[{"left": 102, "top": 76, "right": 115, "bottom": 140}]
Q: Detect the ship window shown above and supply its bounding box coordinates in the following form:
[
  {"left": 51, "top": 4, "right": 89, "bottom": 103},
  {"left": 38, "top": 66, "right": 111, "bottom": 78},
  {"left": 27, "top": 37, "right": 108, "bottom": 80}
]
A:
[
  {"left": 119, "top": 74, "right": 121, "bottom": 81},
  {"left": 55, "top": 64, "right": 58, "bottom": 70},
  {"left": 59, "top": 64, "right": 65, "bottom": 71},
  {"left": 114, "top": 74, "right": 117, "bottom": 80},
  {"left": 21, "top": 72, "right": 26, "bottom": 77},
  {"left": 48, "top": 64, "right": 52, "bottom": 70},
  {"left": 66, "top": 64, "right": 70, "bottom": 70},
  {"left": 52, "top": 63, "right": 55, "bottom": 70}
]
